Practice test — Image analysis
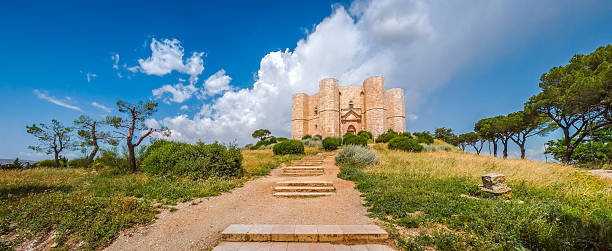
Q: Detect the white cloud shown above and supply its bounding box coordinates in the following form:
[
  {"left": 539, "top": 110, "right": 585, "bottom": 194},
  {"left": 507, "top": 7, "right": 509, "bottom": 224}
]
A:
[
  {"left": 134, "top": 38, "right": 205, "bottom": 84},
  {"left": 112, "top": 53, "right": 120, "bottom": 69},
  {"left": 152, "top": 83, "right": 199, "bottom": 103},
  {"left": 406, "top": 114, "right": 418, "bottom": 121},
  {"left": 91, "top": 102, "right": 112, "bottom": 113},
  {"left": 80, "top": 70, "right": 97, "bottom": 83},
  {"left": 180, "top": 105, "right": 189, "bottom": 111},
  {"left": 33, "top": 89, "right": 82, "bottom": 111},
  {"left": 202, "top": 69, "right": 232, "bottom": 96},
  {"left": 149, "top": 0, "right": 573, "bottom": 145}
]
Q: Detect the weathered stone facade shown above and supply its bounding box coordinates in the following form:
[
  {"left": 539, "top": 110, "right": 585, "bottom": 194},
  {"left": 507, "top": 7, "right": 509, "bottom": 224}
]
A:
[{"left": 291, "top": 76, "right": 405, "bottom": 139}]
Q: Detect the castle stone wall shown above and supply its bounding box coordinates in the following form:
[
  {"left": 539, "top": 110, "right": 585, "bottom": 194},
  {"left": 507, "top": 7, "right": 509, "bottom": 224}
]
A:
[{"left": 385, "top": 88, "right": 406, "bottom": 133}]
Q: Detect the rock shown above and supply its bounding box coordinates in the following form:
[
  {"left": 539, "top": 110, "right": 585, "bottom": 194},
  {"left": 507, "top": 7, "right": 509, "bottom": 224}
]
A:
[{"left": 479, "top": 173, "right": 511, "bottom": 194}]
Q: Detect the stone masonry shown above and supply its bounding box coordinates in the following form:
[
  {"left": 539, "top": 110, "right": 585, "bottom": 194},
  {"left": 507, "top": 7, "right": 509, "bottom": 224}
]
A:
[{"left": 291, "top": 76, "right": 405, "bottom": 139}]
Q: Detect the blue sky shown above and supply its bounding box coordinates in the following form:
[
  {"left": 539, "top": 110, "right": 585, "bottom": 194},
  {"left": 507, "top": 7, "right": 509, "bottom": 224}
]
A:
[{"left": 1, "top": 0, "right": 611, "bottom": 161}]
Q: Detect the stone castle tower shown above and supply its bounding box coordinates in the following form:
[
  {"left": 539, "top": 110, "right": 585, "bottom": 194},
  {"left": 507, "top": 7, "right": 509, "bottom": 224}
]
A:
[{"left": 291, "top": 76, "right": 405, "bottom": 139}]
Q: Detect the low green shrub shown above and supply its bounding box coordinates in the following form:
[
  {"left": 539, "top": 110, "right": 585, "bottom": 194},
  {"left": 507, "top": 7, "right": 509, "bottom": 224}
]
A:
[
  {"left": 276, "top": 137, "right": 289, "bottom": 142},
  {"left": 357, "top": 130, "right": 373, "bottom": 140},
  {"left": 322, "top": 137, "right": 342, "bottom": 151},
  {"left": 302, "top": 138, "right": 323, "bottom": 148},
  {"left": 259, "top": 143, "right": 276, "bottom": 150},
  {"left": 68, "top": 158, "right": 92, "bottom": 168},
  {"left": 251, "top": 136, "right": 278, "bottom": 150},
  {"left": 313, "top": 135, "right": 323, "bottom": 140},
  {"left": 142, "top": 141, "right": 243, "bottom": 179},
  {"left": 388, "top": 136, "right": 423, "bottom": 152},
  {"left": 375, "top": 129, "right": 398, "bottom": 143},
  {"left": 272, "top": 140, "right": 305, "bottom": 155},
  {"left": 343, "top": 134, "right": 368, "bottom": 146},
  {"left": 301, "top": 134, "right": 312, "bottom": 140},
  {"left": 413, "top": 131, "right": 434, "bottom": 144},
  {"left": 34, "top": 159, "right": 67, "bottom": 168},
  {"left": 420, "top": 143, "right": 437, "bottom": 152},
  {"left": 335, "top": 145, "right": 378, "bottom": 168},
  {"left": 400, "top": 132, "right": 412, "bottom": 138}
]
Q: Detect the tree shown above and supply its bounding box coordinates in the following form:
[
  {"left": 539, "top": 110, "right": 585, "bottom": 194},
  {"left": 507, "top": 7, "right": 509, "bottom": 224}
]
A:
[
  {"left": 434, "top": 127, "right": 458, "bottom": 145},
  {"left": 106, "top": 100, "right": 168, "bottom": 172},
  {"left": 462, "top": 132, "right": 485, "bottom": 155},
  {"left": 507, "top": 110, "right": 553, "bottom": 159},
  {"left": 74, "top": 115, "right": 117, "bottom": 162},
  {"left": 26, "top": 119, "right": 73, "bottom": 168},
  {"left": 526, "top": 45, "right": 612, "bottom": 163},
  {"left": 455, "top": 133, "right": 468, "bottom": 151},
  {"left": 252, "top": 129, "right": 271, "bottom": 141},
  {"left": 475, "top": 117, "right": 499, "bottom": 157}
]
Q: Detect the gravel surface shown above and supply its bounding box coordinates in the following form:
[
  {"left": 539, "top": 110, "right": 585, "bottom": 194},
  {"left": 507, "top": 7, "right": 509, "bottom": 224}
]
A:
[{"left": 105, "top": 154, "right": 376, "bottom": 251}]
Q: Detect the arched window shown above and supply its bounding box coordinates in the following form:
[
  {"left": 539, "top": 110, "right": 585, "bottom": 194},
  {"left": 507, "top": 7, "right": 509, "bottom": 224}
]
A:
[
  {"left": 314, "top": 107, "right": 318, "bottom": 115},
  {"left": 348, "top": 101, "right": 354, "bottom": 109}
]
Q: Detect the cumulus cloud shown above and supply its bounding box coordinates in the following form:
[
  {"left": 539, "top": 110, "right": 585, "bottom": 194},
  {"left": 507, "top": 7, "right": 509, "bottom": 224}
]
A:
[
  {"left": 152, "top": 83, "right": 199, "bottom": 103},
  {"left": 33, "top": 89, "right": 82, "bottom": 111},
  {"left": 91, "top": 102, "right": 112, "bottom": 113},
  {"left": 150, "top": 0, "right": 573, "bottom": 144},
  {"left": 133, "top": 38, "right": 205, "bottom": 84},
  {"left": 112, "top": 53, "right": 120, "bottom": 69},
  {"left": 180, "top": 105, "right": 189, "bottom": 111},
  {"left": 80, "top": 70, "right": 98, "bottom": 83},
  {"left": 202, "top": 69, "right": 232, "bottom": 96}
]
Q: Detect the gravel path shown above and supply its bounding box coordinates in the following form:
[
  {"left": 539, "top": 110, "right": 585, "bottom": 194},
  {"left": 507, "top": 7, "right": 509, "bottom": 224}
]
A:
[{"left": 105, "top": 154, "right": 375, "bottom": 251}]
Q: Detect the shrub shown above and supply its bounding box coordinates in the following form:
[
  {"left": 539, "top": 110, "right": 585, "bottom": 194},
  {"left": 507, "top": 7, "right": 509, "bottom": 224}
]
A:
[
  {"left": 272, "top": 140, "right": 305, "bottom": 155},
  {"left": 276, "top": 137, "right": 289, "bottom": 142},
  {"left": 358, "top": 130, "right": 373, "bottom": 140},
  {"left": 375, "top": 129, "right": 398, "bottom": 143},
  {"left": 313, "top": 135, "right": 323, "bottom": 140},
  {"left": 68, "top": 158, "right": 92, "bottom": 168},
  {"left": 388, "top": 136, "right": 423, "bottom": 152},
  {"left": 343, "top": 134, "right": 368, "bottom": 146},
  {"left": 420, "top": 143, "right": 437, "bottom": 152},
  {"left": 322, "top": 137, "right": 342, "bottom": 151},
  {"left": 301, "top": 134, "right": 312, "bottom": 140},
  {"left": 335, "top": 145, "right": 378, "bottom": 168},
  {"left": 34, "top": 159, "right": 67, "bottom": 168},
  {"left": 251, "top": 136, "right": 278, "bottom": 150},
  {"left": 413, "top": 131, "right": 434, "bottom": 144},
  {"left": 259, "top": 143, "right": 276, "bottom": 150},
  {"left": 400, "top": 132, "right": 412, "bottom": 138},
  {"left": 302, "top": 138, "right": 323, "bottom": 148},
  {"left": 142, "top": 141, "right": 243, "bottom": 179}
]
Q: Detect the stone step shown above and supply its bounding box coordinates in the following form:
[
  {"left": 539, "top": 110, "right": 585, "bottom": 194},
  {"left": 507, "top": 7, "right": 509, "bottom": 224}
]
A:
[
  {"left": 221, "top": 224, "right": 388, "bottom": 243},
  {"left": 283, "top": 166, "right": 324, "bottom": 171},
  {"left": 273, "top": 192, "right": 333, "bottom": 197},
  {"left": 281, "top": 172, "right": 324, "bottom": 177},
  {"left": 276, "top": 181, "right": 334, "bottom": 187},
  {"left": 291, "top": 161, "right": 324, "bottom": 165},
  {"left": 213, "top": 242, "right": 396, "bottom": 251},
  {"left": 274, "top": 186, "right": 335, "bottom": 192},
  {"left": 282, "top": 169, "right": 324, "bottom": 174}
]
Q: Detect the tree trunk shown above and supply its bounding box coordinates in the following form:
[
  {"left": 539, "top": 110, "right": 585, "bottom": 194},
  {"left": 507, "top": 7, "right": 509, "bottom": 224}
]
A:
[
  {"left": 54, "top": 150, "right": 60, "bottom": 168},
  {"left": 87, "top": 121, "right": 98, "bottom": 162},
  {"left": 502, "top": 140, "right": 508, "bottom": 159},
  {"left": 128, "top": 142, "right": 137, "bottom": 172},
  {"left": 520, "top": 144, "right": 526, "bottom": 159},
  {"left": 493, "top": 140, "right": 498, "bottom": 157},
  {"left": 562, "top": 144, "right": 575, "bottom": 164},
  {"left": 88, "top": 144, "right": 98, "bottom": 162}
]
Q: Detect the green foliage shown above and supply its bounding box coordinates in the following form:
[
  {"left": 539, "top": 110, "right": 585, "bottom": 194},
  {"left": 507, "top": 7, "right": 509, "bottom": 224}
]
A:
[
  {"left": 322, "top": 137, "right": 342, "bottom": 151},
  {"left": 302, "top": 138, "right": 322, "bottom": 149},
  {"left": 400, "top": 132, "right": 412, "bottom": 138},
  {"left": 434, "top": 127, "right": 457, "bottom": 145},
  {"left": 375, "top": 129, "right": 399, "bottom": 143},
  {"left": 251, "top": 129, "right": 271, "bottom": 140},
  {"left": 26, "top": 119, "right": 74, "bottom": 168},
  {"left": 301, "top": 134, "right": 312, "bottom": 140},
  {"left": 67, "top": 158, "right": 92, "bottom": 168},
  {"left": 0, "top": 159, "right": 30, "bottom": 170},
  {"left": 388, "top": 136, "right": 423, "bottom": 152},
  {"left": 313, "top": 135, "right": 323, "bottom": 140},
  {"left": 272, "top": 140, "right": 305, "bottom": 155},
  {"left": 546, "top": 137, "right": 612, "bottom": 165},
  {"left": 343, "top": 134, "right": 368, "bottom": 146},
  {"left": 142, "top": 141, "right": 243, "bottom": 179},
  {"left": 276, "top": 137, "right": 289, "bottom": 142},
  {"left": 335, "top": 145, "right": 378, "bottom": 168},
  {"left": 413, "top": 131, "right": 434, "bottom": 144},
  {"left": 251, "top": 136, "right": 278, "bottom": 149},
  {"left": 357, "top": 130, "right": 373, "bottom": 140},
  {"left": 35, "top": 159, "right": 67, "bottom": 168}
]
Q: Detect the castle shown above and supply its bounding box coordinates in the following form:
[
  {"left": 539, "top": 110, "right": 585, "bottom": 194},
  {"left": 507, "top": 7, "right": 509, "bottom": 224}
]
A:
[{"left": 291, "top": 76, "right": 405, "bottom": 139}]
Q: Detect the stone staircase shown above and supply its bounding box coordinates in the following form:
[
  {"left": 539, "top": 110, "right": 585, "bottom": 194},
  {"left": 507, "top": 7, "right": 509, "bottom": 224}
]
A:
[
  {"left": 273, "top": 181, "right": 335, "bottom": 197},
  {"left": 281, "top": 166, "right": 325, "bottom": 176}
]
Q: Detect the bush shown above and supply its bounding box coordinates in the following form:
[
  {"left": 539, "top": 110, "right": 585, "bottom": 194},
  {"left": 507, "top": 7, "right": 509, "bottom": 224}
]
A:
[
  {"left": 142, "top": 141, "right": 243, "bottom": 179},
  {"left": 34, "top": 159, "right": 67, "bottom": 168},
  {"left": 276, "top": 137, "right": 289, "bottom": 142},
  {"left": 375, "top": 129, "right": 399, "bottom": 143},
  {"left": 272, "top": 140, "right": 305, "bottom": 155},
  {"left": 302, "top": 138, "right": 323, "bottom": 148},
  {"left": 301, "top": 134, "right": 312, "bottom": 140},
  {"left": 413, "top": 131, "right": 434, "bottom": 144},
  {"left": 251, "top": 136, "right": 278, "bottom": 150},
  {"left": 388, "top": 136, "right": 423, "bottom": 152},
  {"left": 400, "top": 132, "right": 412, "bottom": 138},
  {"left": 313, "top": 135, "right": 323, "bottom": 140},
  {"left": 68, "top": 158, "right": 92, "bottom": 168},
  {"left": 357, "top": 130, "right": 373, "bottom": 140},
  {"left": 343, "top": 134, "right": 368, "bottom": 146},
  {"left": 420, "top": 143, "right": 437, "bottom": 152},
  {"left": 322, "top": 137, "right": 342, "bottom": 151},
  {"left": 335, "top": 145, "right": 378, "bottom": 168}
]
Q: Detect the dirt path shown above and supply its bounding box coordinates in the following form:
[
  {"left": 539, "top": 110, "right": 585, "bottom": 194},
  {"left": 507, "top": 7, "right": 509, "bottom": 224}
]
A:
[{"left": 105, "top": 154, "right": 375, "bottom": 251}]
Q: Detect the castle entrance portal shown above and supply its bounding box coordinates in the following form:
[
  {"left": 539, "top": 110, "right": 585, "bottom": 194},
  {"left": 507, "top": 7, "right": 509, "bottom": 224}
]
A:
[{"left": 347, "top": 125, "right": 356, "bottom": 134}]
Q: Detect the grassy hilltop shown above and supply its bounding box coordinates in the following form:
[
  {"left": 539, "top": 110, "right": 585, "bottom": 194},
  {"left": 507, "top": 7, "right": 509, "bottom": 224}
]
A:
[{"left": 339, "top": 141, "right": 612, "bottom": 250}]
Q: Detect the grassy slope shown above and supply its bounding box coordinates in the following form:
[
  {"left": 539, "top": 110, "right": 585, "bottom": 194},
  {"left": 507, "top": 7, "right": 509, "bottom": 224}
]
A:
[
  {"left": 339, "top": 143, "right": 612, "bottom": 250},
  {"left": 0, "top": 147, "right": 319, "bottom": 250}
]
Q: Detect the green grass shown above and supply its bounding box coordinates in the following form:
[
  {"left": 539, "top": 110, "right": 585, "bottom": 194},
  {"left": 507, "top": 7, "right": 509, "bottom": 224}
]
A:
[
  {"left": 338, "top": 144, "right": 612, "bottom": 250},
  {"left": 0, "top": 148, "right": 316, "bottom": 250}
]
